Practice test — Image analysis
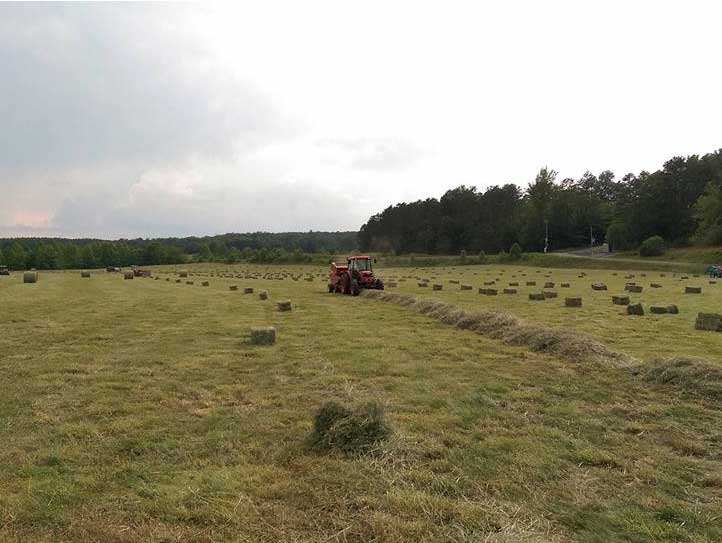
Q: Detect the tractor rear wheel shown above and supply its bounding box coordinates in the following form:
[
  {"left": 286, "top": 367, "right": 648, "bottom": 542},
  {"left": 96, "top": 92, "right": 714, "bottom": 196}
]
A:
[{"left": 341, "top": 273, "right": 351, "bottom": 295}]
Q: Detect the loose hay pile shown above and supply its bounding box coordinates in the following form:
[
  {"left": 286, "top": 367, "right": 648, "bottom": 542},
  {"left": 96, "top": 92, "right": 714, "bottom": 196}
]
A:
[
  {"left": 640, "top": 357, "right": 722, "bottom": 401},
  {"left": 308, "top": 401, "right": 389, "bottom": 455}
]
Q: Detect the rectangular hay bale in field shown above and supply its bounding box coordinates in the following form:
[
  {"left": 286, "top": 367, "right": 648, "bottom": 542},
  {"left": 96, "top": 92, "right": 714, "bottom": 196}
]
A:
[
  {"left": 612, "top": 295, "right": 630, "bottom": 305},
  {"left": 685, "top": 286, "right": 702, "bottom": 294},
  {"left": 650, "top": 304, "right": 679, "bottom": 315},
  {"left": 529, "top": 292, "right": 545, "bottom": 301},
  {"left": 695, "top": 312, "right": 722, "bottom": 331},
  {"left": 250, "top": 326, "right": 276, "bottom": 345},
  {"left": 565, "top": 297, "right": 582, "bottom": 307},
  {"left": 503, "top": 288, "right": 517, "bottom": 294}
]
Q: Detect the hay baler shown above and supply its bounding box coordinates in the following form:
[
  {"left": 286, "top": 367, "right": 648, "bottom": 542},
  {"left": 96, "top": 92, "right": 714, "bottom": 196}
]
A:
[{"left": 329, "top": 255, "right": 384, "bottom": 296}]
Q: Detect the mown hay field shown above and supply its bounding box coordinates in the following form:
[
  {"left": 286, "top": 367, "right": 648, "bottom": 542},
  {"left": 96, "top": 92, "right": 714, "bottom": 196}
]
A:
[
  {"left": 1, "top": 263, "right": 721, "bottom": 543},
  {"left": 382, "top": 264, "right": 722, "bottom": 365}
]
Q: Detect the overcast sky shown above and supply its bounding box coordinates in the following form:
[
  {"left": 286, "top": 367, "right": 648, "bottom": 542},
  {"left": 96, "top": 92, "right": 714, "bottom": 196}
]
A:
[{"left": 1, "top": 1, "right": 721, "bottom": 239}]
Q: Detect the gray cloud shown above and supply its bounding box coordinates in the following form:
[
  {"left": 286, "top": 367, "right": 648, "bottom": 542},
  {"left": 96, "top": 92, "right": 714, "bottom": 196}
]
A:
[
  {"left": 0, "top": 4, "right": 297, "bottom": 176},
  {"left": 318, "top": 137, "right": 428, "bottom": 172}
]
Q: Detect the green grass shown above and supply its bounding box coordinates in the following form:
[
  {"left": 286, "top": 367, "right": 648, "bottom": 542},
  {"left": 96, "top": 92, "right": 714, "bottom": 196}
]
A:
[
  {"left": 1, "top": 265, "right": 721, "bottom": 542},
  {"left": 620, "top": 246, "right": 722, "bottom": 265}
]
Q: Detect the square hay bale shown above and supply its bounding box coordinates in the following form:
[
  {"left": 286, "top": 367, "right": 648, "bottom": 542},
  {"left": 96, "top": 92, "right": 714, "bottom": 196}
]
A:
[
  {"left": 230, "top": 285, "right": 238, "bottom": 291},
  {"left": 186, "top": 281, "right": 194, "bottom": 285},
  {"left": 650, "top": 304, "right": 679, "bottom": 315},
  {"left": 418, "top": 282, "right": 429, "bottom": 287},
  {"left": 80, "top": 270, "right": 91, "bottom": 278},
  {"left": 561, "top": 283, "right": 570, "bottom": 288},
  {"left": 201, "top": 281, "right": 209, "bottom": 287},
  {"left": 123, "top": 271, "right": 134, "bottom": 280},
  {"left": 685, "top": 286, "right": 702, "bottom": 294},
  {"left": 710, "top": 280, "right": 717, "bottom": 285},
  {"left": 695, "top": 313, "right": 722, "bottom": 331},
  {"left": 544, "top": 282, "right": 555, "bottom": 288},
  {"left": 277, "top": 300, "right": 292, "bottom": 312},
  {"left": 460, "top": 284, "right": 472, "bottom": 290},
  {"left": 23, "top": 271, "right": 38, "bottom": 283},
  {"left": 175, "top": 279, "right": 181, "bottom": 283},
  {"left": 503, "top": 288, "right": 517, "bottom": 295},
  {"left": 244, "top": 287, "right": 254, "bottom": 294},
  {"left": 483, "top": 281, "right": 495, "bottom": 286},
  {"left": 432, "top": 284, "right": 443, "bottom": 291},
  {"left": 651, "top": 283, "right": 662, "bottom": 288},
  {"left": 179, "top": 271, "right": 188, "bottom": 277},
  {"left": 626, "top": 285, "right": 643, "bottom": 293},
  {"left": 565, "top": 297, "right": 582, "bottom": 307},
  {"left": 612, "top": 295, "right": 630, "bottom": 305},
  {"left": 508, "top": 282, "right": 519, "bottom": 286},
  {"left": 250, "top": 326, "right": 276, "bottom": 345},
  {"left": 591, "top": 283, "right": 607, "bottom": 291},
  {"left": 484, "top": 288, "right": 498, "bottom": 296},
  {"left": 259, "top": 290, "right": 268, "bottom": 300},
  {"left": 526, "top": 281, "right": 536, "bottom": 286},
  {"left": 478, "top": 287, "right": 488, "bottom": 294},
  {"left": 529, "top": 292, "right": 545, "bottom": 301},
  {"left": 543, "top": 291, "right": 558, "bottom": 298},
  {"left": 627, "top": 303, "right": 644, "bottom": 316}
]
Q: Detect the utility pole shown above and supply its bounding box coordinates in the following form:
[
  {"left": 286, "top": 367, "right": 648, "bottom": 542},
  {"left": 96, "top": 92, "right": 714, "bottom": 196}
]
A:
[{"left": 544, "top": 220, "right": 549, "bottom": 253}]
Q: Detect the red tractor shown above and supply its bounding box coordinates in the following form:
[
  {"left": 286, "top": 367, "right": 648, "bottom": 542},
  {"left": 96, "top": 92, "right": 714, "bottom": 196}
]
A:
[{"left": 329, "top": 255, "right": 384, "bottom": 296}]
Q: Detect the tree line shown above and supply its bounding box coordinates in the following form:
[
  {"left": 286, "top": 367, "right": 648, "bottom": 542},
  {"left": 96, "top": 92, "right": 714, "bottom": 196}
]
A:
[
  {"left": 0, "top": 231, "right": 357, "bottom": 270},
  {"left": 358, "top": 149, "right": 722, "bottom": 255}
]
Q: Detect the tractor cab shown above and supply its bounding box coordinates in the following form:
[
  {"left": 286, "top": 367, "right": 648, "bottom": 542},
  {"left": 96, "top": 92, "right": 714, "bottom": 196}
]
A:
[{"left": 0, "top": 265, "right": 8, "bottom": 276}]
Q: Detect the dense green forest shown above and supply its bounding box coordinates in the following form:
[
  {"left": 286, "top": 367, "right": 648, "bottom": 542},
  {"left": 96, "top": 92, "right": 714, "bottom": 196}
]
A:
[
  {"left": 0, "top": 232, "right": 357, "bottom": 270},
  {"left": 359, "top": 149, "right": 722, "bottom": 255}
]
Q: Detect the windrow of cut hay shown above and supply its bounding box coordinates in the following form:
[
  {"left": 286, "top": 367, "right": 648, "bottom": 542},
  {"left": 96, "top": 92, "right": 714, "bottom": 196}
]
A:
[
  {"left": 363, "top": 290, "right": 630, "bottom": 367},
  {"left": 637, "top": 357, "right": 722, "bottom": 402}
]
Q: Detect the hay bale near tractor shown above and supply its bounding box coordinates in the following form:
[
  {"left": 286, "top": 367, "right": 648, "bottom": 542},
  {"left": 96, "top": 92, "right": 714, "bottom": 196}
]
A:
[{"left": 123, "top": 271, "right": 134, "bottom": 280}]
